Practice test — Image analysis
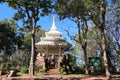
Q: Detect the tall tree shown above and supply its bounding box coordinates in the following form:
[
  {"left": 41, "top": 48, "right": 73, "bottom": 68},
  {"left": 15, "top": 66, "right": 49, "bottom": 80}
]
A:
[
  {"left": 106, "top": 1, "right": 120, "bottom": 55},
  {"left": 6, "top": 0, "right": 52, "bottom": 76},
  {"left": 54, "top": 0, "right": 90, "bottom": 74},
  {"left": 11, "top": 26, "right": 45, "bottom": 68},
  {"left": 84, "top": 0, "right": 120, "bottom": 77},
  {"left": 54, "top": 0, "right": 114, "bottom": 77},
  {"left": 0, "top": 19, "right": 21, "bottom": 56},
  {"left": 85, "top": 0, "right": 111, "bottom": 77},
  {"left": 97, "top": 0, "right": 110, "bottom": 77},
  {"left": 105, "top": 0, "right": 120, "bottom": 72}
]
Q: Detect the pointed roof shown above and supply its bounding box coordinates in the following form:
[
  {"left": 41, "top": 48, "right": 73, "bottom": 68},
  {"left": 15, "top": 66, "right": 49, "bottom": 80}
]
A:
[
  {"left": 46, "top": 17, "right": 61, "bottom": 37},
  {"left": 35, "top": 16, "right": 72, "bottom": 49},
  {"left": 50, "top": 16, "right": 57, "bottom": 31}
]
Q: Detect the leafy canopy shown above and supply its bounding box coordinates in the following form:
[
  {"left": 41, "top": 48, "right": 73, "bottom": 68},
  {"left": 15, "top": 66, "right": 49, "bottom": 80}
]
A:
[
  {"left": 7, "top": 0, "right": 52, "bottom": 26},
  {"left": 0, "top": 19, "right": 22, "bottom": 56}
]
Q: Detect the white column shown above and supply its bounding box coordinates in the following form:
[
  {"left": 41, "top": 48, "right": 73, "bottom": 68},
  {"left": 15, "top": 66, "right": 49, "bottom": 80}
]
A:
[{"left": 58, "top": 46, "right": 61, "bottom": 67}]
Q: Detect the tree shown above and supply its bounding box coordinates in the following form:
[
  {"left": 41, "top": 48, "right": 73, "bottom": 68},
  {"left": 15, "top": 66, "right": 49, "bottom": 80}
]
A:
[
  {"left": 19, "top": 26, "right": 45, "bottom": 50},
  {"left": 106, "top": 1, "right": 120, "bottom": 55},
  {"left": 0, "top": 0, "right": 5, "bottom": 3},
  {"left": 97, "top": 0, "right": 110, "bottom": 77},
  {"left": 105, "top": 1, "right": 120, "bottom": 72},
  {"left": 10, "top": 26, "right": 45, "bottom": 68},
  {"left": 54, "top": 0, "right": 115, "bottom": 77},
  {"left": 0, "top": 19, "right": 21, "bottom": 56},
  {"left": 83, "top": 0, "right": 120, "bottom": 77},
  {"left": 6, "top": 0, "right": 52, "bottom": 76},
  {"left": 54, "top": 0, "right": 92, "bottom": 74},
  {"left": 85, "top": 0, "right": 111, "bottom": 77}
]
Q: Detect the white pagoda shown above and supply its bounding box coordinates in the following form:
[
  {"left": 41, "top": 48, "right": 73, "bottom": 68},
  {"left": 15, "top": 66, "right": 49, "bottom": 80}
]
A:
[{"left": 35, "top": 17, "right": 71, "bottom": 68}]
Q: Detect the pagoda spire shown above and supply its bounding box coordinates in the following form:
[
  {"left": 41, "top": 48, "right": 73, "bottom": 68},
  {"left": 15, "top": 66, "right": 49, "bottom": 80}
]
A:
[{"left": 50, "top": 16, "right": 57, "bottom": 31}]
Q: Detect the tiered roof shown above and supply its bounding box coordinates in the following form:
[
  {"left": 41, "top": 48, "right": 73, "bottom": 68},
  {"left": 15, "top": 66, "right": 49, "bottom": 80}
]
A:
[{"left": 35, "top": 17, "right": 71, "bottom": 49}]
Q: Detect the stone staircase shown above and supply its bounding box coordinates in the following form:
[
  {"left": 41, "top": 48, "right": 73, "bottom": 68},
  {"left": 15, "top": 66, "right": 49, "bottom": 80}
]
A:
[{"left": 46, "top": 68, "right": 59, "bottom": 74}]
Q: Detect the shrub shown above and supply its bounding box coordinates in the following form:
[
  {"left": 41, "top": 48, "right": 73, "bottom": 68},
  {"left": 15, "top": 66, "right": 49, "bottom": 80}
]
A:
[
  {"left": 59, "top": 67, "right": 65, "bottom": 74},
  {"left": 21, "top": 66, "right": 28, "bottom": 74},
  {"left": 5, "top": 62, "right": 11, "bottom": 70},
  {"left": 39, "top": 68, "right": 46, "bottom": 74},
  {"left": 0, "top": 63, "right": 6, "bottom": 71}
]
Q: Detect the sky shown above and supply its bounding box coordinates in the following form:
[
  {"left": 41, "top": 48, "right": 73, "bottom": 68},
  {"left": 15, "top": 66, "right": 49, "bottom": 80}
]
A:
[{"left": 0, "top": 3, "right": 77, "bottom": 45}]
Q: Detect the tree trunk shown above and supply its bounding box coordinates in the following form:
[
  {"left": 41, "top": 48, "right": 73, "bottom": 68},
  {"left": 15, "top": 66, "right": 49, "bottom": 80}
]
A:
[
  {"left": 29, "top": 24, "right": 35, "bottom": 76},
  {"left": 82, "top": 42, "right": 89, "bottom": 75},
  {"left": 101, "top": 31, "right": 110, "bottom": 78},
  {"left": 100, "top": 0, "right": 110, "bottom": 78},
  {"left": 84, "top": 51, "right": 89, "bottom": 75}
]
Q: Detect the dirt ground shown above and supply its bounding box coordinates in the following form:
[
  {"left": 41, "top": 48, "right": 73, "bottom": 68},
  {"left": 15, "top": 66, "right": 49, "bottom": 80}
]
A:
[{"left": 1, "top": 74, "right": 120, "bottom": 80}]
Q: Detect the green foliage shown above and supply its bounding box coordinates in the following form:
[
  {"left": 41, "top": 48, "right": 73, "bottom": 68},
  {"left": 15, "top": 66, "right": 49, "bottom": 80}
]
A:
[
  {"left": 59, "top": 67, "right": 65, "bottom": 74},
  {"left": 21, "top": 27, "right": 45, "bottom": 50},
  {"left": 4, "top": 62, "right": 11, "bottom": 70},
  {"left": 0, "top": 55, "right": 7, "bottom": 63},
  {"left": 0, "top": 21, "right": 15, "bottom": 55},
  {"left": 0, "top": 0, "right": 5, "bottom": 3},
  {"left": 68, "top": 54, "right": 76, "bottom": 67},
  {"left": 6, "top": 1, "right": 52, "bottom": 75},
  {"left": 0, "top": 55, "right": 15, "bottom": 71},
  {"left": 35, "top": 27, "right": 45, "bottom": 42},
  {"left": 6, "top": 0, "right": 52, "bottom": 26},
  {"left": 83, "top": 0, "right": 100, "bottom": 9},
  {"left": 0, "top": 19, "right": 23, "bottom": 56},
  {"left": 0, "top": 63, "right": 6, "bottom": 71},
  {"left": 21, "top": 66, "right": 28, "bottom": 74},
  {"left": 39, "top": 68, "right": 46, "bottom": 74},
  {"left": 0, "top": 63, "right": 11, "bottom": 71},
  {"left": 9, "top": 59, "right": 18, "bottom": 67},
  {"left": 54, "top": 0, "right": 86, "bottom": 20},
  {"left": 23, "top": 34, "right": 31, "bottom": 49}
]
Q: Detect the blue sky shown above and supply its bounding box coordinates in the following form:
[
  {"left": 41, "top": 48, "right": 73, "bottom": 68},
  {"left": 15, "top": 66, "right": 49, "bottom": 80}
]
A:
[{"left": 0, "top": 3, "right": 77, "bottom": 45}]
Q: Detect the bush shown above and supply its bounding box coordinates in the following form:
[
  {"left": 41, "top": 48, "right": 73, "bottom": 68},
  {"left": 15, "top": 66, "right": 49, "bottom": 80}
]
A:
[
  {"left": 59, "top": 67, "right": 65, "bottom": 74},
  {"left": 0, "top": 63, "right": 6, "bottom": 71},
  {"left": 5, "top": 62, "right": 11, "bottom": 70},
  {"left": 21, "top": 66, "right": 28, "bottom": 74},
  {"left": 39, "top": 68, "right": 46, "bottom": 74}
]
